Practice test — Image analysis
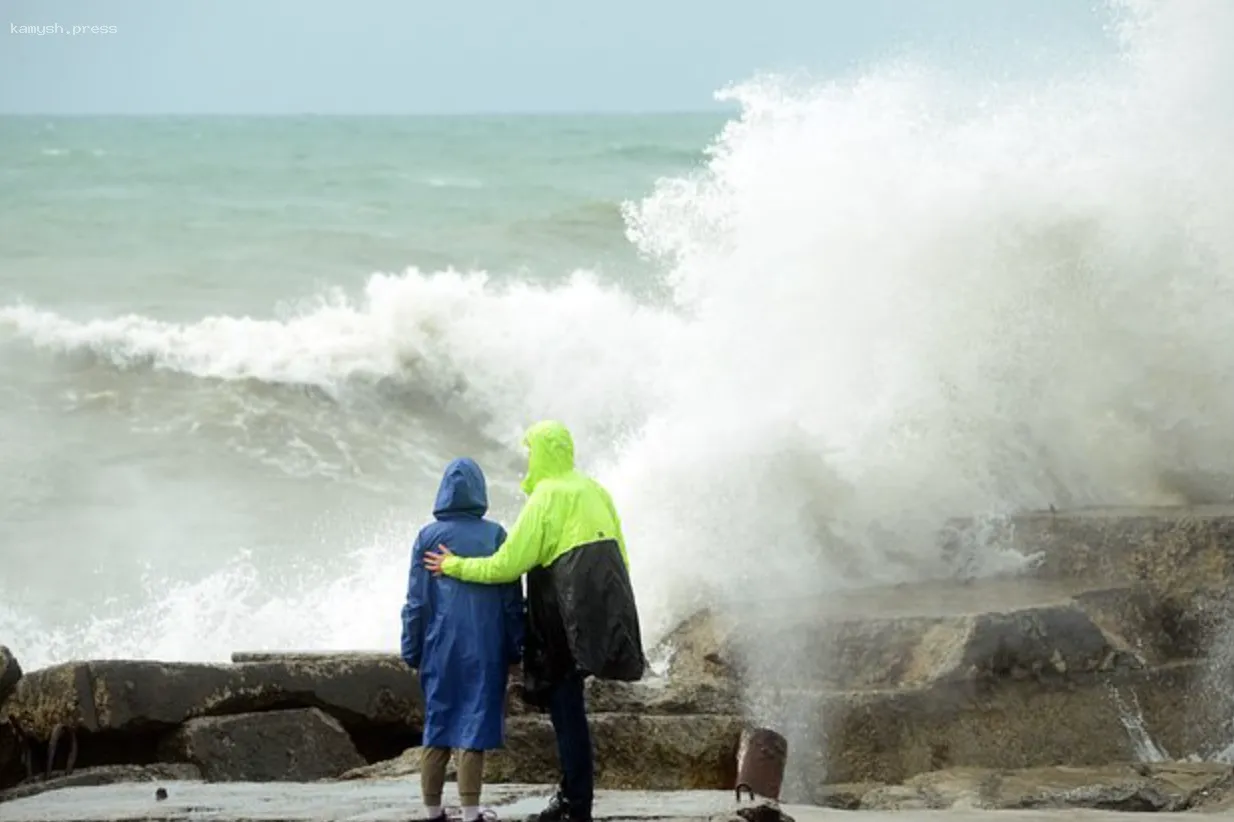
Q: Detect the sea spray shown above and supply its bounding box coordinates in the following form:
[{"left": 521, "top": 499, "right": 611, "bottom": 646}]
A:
[
  {"left": 613, "top": 0, "right": 1234, "bottom": 639},
  {"left": 610, "top": 0, "right": 1234, "bottom": 787}
]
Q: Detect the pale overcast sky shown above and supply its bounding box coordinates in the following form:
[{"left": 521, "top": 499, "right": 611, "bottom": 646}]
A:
[{"left": 1, "top": 0, "right": 1115, "bottom": 114}]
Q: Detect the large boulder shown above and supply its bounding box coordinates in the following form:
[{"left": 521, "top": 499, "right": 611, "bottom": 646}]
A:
[
  {"left": 160, "top": 708, "right": 365, "bottom": 782},
  {"left": 660, "top": 583, "right": 1155, "bottom": 695},
  {"left": 791, "top": 660, "right": 1230, "bottom": 786},
  {"left": 0, "top": 655, "right": 422, "bottom": 743},
  {"left": 0, "top": 654, "right": 422, "bottom": 789},
  {"left": 0, "top": 645, "right": 21, "bottom": 705}
]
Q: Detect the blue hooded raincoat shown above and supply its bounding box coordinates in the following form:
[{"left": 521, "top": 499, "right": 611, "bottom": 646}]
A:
[{"left": 400, "top": 458, "right": 526, "bottom": 751}]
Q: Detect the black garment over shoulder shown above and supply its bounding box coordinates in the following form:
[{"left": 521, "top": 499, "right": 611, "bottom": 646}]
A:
[{"left": 521, "top": 538, "right": 646, "bottom": 707}]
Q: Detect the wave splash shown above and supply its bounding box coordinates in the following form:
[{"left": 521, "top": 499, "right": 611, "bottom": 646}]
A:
[
  {"left": 4, "top": 0, "right": 1234, "bottom": 667},
  {"left": 610, "top": 0, "right": 1234, "bottom": 637}
]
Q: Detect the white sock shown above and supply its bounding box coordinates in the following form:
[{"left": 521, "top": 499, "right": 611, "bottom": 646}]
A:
[
  {"left": 463, "top": 806, "right": 480, "bottom": 821},
  {"left": 425, "top": 806, "right": 443, "bottom": 819}
]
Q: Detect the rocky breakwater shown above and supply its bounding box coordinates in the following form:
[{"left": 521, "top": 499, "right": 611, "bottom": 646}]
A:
[
  {"left": 7, "top": 505, "right": 1234, "bottom": 814},
  {"left": 0, "top": 644, "right": 745, "bottom": 803},
  {"left": 0, "top": 651, "right": 423, "bottom": 799},
  {"left": 662, "top": 505, "right": 1234, "bottom": 809}
]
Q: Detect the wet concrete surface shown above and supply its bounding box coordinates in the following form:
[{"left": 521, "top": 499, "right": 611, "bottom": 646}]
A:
[{"left": 0, "top": 779, "right": 1228, "bottom": 821}]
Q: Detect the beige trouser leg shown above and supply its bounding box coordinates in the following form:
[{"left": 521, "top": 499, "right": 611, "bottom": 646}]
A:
[
  {"left": 457, "top": 749, "right": 485, "bottom": 807},
  {"left": 421, "top": 746, "right": 451, "bottom": 808}
]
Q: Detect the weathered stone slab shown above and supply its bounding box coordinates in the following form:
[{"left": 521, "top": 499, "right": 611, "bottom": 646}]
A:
[
  {"left": 944, "top": 506, "right": 1234, "bottom": 592},
  {"left": 0, "top": 655, "right": 423, "bottom": 741},
  {"left": 0, "top": 645, "right": 21, "bottom": 705},
  {"left": 486, "top": 714, "right": 743, "bottom": 790},
  {"left": 858, "top": 762, "right": 1234, "bottom": 811},
  {"left": 0, "top": 763, "right": 202, "bottom": 803},
  {"left": 799, "top": 660, "right": 1230, "bottom": 785},
  {"left": 160, "top": 708, "right": 365, "bottom": 782},
  {"left": 662, "top": 591, "right": 1150, "bottom": 694}
]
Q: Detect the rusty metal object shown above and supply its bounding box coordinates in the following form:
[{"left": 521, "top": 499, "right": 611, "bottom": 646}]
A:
[{"left": 734, "top": 726, "right": 788, "bottom": 803}]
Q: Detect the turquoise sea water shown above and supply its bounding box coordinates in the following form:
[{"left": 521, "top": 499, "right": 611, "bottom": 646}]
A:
[
  {"left": 0, "top": 115, "right": 723, "bottom": 316},
  {"left": 0, "top": 113, "right": 724, "bottom": 664}
]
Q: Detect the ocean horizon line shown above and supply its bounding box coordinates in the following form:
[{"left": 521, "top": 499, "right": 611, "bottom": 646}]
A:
[{"left": 0, "top": 108, "right": 736, "bottom": 120}]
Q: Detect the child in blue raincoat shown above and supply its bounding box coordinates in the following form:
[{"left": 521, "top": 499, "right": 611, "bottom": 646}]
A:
[{"left": 401, "top": 458, "right": 526, "bottom": 822}]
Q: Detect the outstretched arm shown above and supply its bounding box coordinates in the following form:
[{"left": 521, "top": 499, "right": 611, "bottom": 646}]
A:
[
  {"left": 399, "top": 534, "right": 429, "bottom": 669},
  {"left": 425, "top": 493, "right": 550, "bottom": 584}
]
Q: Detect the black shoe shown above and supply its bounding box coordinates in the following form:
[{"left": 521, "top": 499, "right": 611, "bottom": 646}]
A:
[
  {"left": 526, "top": 793, "right": 567, "bottom": 822},
  {"left": 525, "top": 793, "right": 590, "bottom": 822},
  {"left": 417, "top": 815, "right": 447, "bottom": 822}
]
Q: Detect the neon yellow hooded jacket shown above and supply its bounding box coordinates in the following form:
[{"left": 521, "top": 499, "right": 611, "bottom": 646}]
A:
[
  {"left": 440, "top": 420, "right": 645, "bottom": 694},
  {"left": 440, "top": 420, "right": 630, "bottom": 584}
]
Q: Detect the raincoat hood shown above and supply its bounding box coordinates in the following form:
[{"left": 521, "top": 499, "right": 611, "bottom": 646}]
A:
[
  {"left": 433, "top": 458, "right": 489, "bottom": 518},
  {"left": 520, "top": 420, "right": 575, "bottom": 496}
]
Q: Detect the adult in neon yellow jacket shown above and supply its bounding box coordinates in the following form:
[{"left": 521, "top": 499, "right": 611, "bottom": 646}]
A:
[{"left": 425, "top": 420, "right": 645, "bottom": 822}]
